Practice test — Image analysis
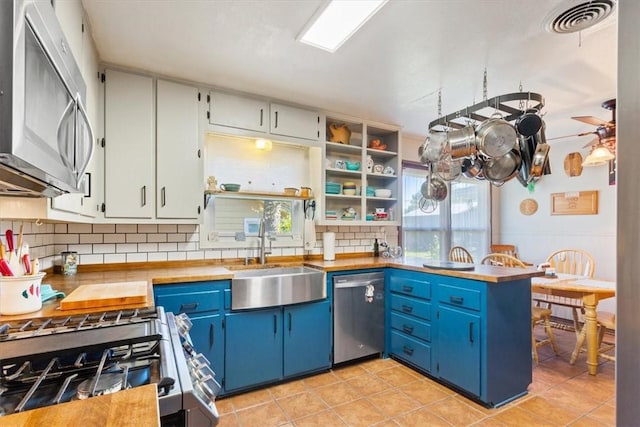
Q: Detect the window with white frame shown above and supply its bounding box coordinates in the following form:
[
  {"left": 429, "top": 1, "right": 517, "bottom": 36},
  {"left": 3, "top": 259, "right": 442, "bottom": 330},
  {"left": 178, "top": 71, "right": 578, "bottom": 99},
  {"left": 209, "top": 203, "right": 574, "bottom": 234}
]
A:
[{"left": 401, "top": 162, "right": 490, "bottom": 262}]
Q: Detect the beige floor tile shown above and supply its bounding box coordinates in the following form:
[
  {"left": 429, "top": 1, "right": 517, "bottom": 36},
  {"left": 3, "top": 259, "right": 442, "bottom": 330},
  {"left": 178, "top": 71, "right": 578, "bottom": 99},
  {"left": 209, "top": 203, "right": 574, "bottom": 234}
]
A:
[
  {"left": 333, "top": 364, "right": 369, "bottom": 380},
  {"left": 303, "top": 371, "right": 340, "bottom": 388},
  {"left": 568, "top": 416, "right": 613, "bottom": 426},
  {"left": 425, "top": 395, "right": 488, "bottom": 426},
  {"left": 492, "top": 406, "right": 557, "bottom": 427},
  {"left": 229, "top": 388, "right": 272, "bottom": 410},
  {"left": 214, "top": 396, "right": 235, "bottom": 415},
  {"left": 217, "top": 412, "right": 240, "bottom": 427},
  {"left": 517, "top": 395, "right": 583, "bottom": 425},
  {"left": 347, "top": 373, "right": 392, "bottom": 396},
  {"left": 367, "top": 389, "right": 421, "bottom": 418},
  {"left": 374, "top": 366, "right": 421, "bottom": 387},
  {"left": 359, "top": 357, "right": 400, "bottom": 373},
  {"left": 269, "top": 379, "right": 309, "bottom": 399},
  {"left": 278, "top": 391, "right": 328, "bottom": 420},
  {"left": 541, "top": 383, "right": 603, "bottom": 414},
  {"left": 398, "top": 380, "right": 450, "bottom": 405},
  {"left": 235, "top": 401, "right": 289, "bottom": 427},
  {"left": 293, "top": 409, "right": 347, "bottom": 426},
  {"left": 372, "top": 420, "right": 401, "bottom": 427},
  {"left": 470, "top": 417, "right": 508, "bottom": 427},
  {"left": 586, "top": 402, "right": 616, "bottom": 425},
  {"left": 333, "top": 398, "right": 387, "bottom": 427},
  {"left": 314, "top": 381, "right": 361, "bottom": 407},
  {"left": 394, "top": 407, "right": 453, "bottom": 427}
]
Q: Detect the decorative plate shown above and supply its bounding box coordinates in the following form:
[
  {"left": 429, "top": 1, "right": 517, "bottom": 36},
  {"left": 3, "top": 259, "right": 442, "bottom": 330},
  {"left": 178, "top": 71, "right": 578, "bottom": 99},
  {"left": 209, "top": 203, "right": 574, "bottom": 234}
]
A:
[{"left": 520, "top": 198, "right": 538, "bottom": 216}]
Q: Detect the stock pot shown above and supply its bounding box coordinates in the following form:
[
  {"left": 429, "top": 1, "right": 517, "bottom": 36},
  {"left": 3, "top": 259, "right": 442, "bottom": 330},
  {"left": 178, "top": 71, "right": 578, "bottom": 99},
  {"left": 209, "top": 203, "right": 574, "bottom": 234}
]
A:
[{"left": 475, "top": 117, "right": 517, "bottom": 158}]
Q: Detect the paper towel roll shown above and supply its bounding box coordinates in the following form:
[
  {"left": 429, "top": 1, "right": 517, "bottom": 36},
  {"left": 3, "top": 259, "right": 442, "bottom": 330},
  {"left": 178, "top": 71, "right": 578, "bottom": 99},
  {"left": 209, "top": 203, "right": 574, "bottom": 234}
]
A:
[{"left": 323, "top": 232, "right": 336, "bottom": 261}]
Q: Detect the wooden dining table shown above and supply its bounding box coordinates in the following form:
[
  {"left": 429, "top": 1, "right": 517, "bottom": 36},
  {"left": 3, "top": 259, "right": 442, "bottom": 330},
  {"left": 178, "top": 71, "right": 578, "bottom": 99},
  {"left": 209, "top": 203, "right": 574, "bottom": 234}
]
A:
[{"left": 531, "top": 274, "right": 616, "bottom": 375}]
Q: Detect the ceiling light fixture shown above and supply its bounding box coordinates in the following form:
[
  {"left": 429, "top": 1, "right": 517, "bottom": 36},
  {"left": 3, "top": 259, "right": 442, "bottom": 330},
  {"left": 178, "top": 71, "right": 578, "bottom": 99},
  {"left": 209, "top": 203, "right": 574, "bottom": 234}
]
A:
[
  {"left": 582, "top": 144, "right": 615, "bottom": 167},
  {"left": 297, "top": 0, "right": 389, "bottom": 53}
]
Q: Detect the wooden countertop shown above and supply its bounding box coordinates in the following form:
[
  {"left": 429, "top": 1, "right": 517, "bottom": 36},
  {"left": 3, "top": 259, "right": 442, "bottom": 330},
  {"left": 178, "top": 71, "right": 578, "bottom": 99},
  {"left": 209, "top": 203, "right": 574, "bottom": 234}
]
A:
[
  {"left": 304, "top": 256, "right": 543, "bottom": 282},
  {"left": 0, "top": 384, "right": 160, "bottom": 427}
]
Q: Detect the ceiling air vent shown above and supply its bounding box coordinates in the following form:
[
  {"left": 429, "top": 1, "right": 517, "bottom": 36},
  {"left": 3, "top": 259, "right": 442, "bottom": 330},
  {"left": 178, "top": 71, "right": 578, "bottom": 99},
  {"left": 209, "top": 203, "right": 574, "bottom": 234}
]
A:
[{"left": 544, "top": 0, "right": 616, "bottom": 34}]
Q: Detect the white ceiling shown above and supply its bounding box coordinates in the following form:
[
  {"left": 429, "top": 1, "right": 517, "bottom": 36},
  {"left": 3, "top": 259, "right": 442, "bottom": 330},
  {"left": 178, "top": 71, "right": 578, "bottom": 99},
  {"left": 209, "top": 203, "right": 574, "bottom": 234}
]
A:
[{"left": 81, "top": 0, "right": 617, "bottom": 142}]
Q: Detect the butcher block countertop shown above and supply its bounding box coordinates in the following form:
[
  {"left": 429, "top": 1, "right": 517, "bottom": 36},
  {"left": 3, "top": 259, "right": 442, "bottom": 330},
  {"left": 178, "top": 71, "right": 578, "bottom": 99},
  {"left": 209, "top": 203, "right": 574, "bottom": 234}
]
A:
[{"left": 0, "top": 384, "right": 160, "bottom": 427}]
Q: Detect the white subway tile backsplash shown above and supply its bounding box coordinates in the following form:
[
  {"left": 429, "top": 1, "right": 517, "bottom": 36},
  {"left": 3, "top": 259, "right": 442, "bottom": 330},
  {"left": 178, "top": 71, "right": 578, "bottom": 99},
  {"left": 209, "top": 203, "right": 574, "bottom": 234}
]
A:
[
  {"left": 221, "top": 249, "right": 237, "bottom": 259},
  {"left": 104, "top": 234, "right": 126, "bottom": 244},
  {"left": 104, "top": 253, "right": 126, "bottom": 263},
  {"left": 126, "top": 233, "right": 147, "bottom": 243},
  {"left": 148, "top": 234, "right": 168, "bottom": 243},
  {"left": 126, "top": 253, "right": 147, "bottom": 263},
  {"left": 158, "top": 243, "right": 177, "bottom": 252},
  {"left": 68, "top": 224, "right": 92, "bottom": 233},
  {"left": 178, "top": 242, "right": 197, "bottom": 251},
  {"left": 204, "top": 250, "right": 222, "bottom": 260},
  {"left": 92, "top": 244, "right": 116, "bottom": 254},
  {"left": 147, "top": 252, "right": 168, "bottom": 262},
  {"left": 116, "top": 243, "right": 138, "bottom": 253},
  {"left": 167, "top": 234, "right": 186, "bottom": 243},
  {"left": 93, "top": 224, "right": 115, "bottom": 233},
  {"left": 80, "top": 234, "right": 103, "bottom": 244},
  {"left": 81, "top": 254, "right": 104, "bottom": 265},
  {"left": 178, "top": 224, "right": 197, "bottom": 233},
  {"left": 167, "top": 252, "right": 186, "bottom": 261},
  {"left": 54, "top": 224, "right": 67, "bottom": 233},
  {"left": 116, "top": 224, "right": 137, "bottom": 233},
  {"left": 186, "top": 251, "right": 204, "bottom": 260},
  {"left": 138, "top": 243, "right": 159, "bottom": 252},
  {"left": 158, "top": 224, "right": 177, "bottom": 233},
  {"left": 138, "top": 224, "right": 158, "bottom": 233},
  {"left": 56, "top": 234, "right": 79, "bottom": 244},
  {"left": 68, "top": 244, "right": 93, "bottom": 254}
]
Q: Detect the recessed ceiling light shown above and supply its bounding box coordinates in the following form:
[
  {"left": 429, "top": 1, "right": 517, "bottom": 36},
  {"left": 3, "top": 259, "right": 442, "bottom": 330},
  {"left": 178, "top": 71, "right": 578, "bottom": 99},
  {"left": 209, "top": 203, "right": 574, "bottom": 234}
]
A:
[{"left": 298, "top": 0, "right": 389, "bottom": 53}]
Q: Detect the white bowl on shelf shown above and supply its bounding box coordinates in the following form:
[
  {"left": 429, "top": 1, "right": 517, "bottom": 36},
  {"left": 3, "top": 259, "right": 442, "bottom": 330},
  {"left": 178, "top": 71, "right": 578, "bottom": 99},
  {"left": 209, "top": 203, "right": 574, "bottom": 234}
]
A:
[{"left": 374, "top": 189, "right": 392, "bottom": 198}]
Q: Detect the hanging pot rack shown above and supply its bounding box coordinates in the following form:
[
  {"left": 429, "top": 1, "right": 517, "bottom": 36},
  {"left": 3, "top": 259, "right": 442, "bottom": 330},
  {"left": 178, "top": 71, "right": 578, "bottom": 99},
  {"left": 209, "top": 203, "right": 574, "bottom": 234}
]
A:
[{"left": 428, "top": 92, "right": 545, "bottom": 131}]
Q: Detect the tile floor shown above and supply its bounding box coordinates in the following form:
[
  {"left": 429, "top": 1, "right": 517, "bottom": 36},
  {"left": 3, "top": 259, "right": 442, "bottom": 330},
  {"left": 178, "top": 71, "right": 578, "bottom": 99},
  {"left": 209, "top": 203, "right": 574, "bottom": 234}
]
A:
[{"left": 215, "top": 328, "right": 615, "bottom": 426}]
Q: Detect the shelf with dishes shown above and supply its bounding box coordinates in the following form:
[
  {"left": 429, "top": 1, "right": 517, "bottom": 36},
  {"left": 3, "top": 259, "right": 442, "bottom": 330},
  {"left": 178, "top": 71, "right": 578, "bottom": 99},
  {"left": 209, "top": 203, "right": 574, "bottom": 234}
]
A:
[{"left": 204, "top": 189, "right": 312, "bottom": 209}]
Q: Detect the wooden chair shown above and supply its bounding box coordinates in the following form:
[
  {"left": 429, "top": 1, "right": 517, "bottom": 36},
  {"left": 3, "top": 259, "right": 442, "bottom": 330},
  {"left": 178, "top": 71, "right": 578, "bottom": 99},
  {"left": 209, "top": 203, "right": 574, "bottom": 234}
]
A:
[
  {"left": 570, "top": 311, "right": 616, "bottom": 364},
  {"left": 490, "top": 244, "right": 519, "bottom": 259},
  {"left": 449, "top": 246, "right": 474, "bottom": 263},
  {"left": 539, "top": 249, "right": 596, "bottom": 338},
  {"left": 480, "top": 253, "right": 526, "bottom": 268},
  {"left": 481, "top": 253, "right": 559, "bottom": 363}
]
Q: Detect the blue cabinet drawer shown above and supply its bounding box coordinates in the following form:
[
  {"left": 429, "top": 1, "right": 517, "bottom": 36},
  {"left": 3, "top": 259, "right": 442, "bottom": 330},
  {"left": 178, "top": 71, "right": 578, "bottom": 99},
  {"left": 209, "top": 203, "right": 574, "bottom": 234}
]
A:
[
  {"left": 390, "top": 312, "right": 431, "bottom": 342},
  {"left": 157, "top": 290, "right": 222, "bottom": 314},
  {"left": 389, "top": 273, "right": 431, "bottom": 300},
  {"left": 390, "top": 330, "right": 431, "bottom": 372},
  {"left": 438, "top": 284, "right": 481, "bottom": 311},
  {"left": 390, "top": 294, "right": 431, "bottom": 321}
]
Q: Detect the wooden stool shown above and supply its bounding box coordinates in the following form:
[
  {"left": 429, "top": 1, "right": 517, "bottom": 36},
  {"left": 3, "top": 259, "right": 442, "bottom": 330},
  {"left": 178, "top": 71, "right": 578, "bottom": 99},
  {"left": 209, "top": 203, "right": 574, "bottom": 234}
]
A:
[{"left": 532, "top": 306, "right": 559, "bottom": 364}]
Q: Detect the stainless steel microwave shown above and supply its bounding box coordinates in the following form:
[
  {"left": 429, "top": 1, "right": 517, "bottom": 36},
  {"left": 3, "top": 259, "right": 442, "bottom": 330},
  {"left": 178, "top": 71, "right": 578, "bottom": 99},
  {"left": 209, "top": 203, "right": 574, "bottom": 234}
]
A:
[{"left": 0, "top": 0, "right": 95, "bottom": 197}]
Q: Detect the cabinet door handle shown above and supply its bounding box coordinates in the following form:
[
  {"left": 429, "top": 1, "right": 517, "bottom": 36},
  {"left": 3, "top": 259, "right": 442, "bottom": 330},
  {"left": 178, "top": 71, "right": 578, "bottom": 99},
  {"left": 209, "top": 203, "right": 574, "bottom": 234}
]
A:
[
  {"left": 179, "top": 302, "right": 198, "bottom": 312},
  {"left": 210, "top": 323, "right": 214, "bottom": 347},
  {"left": 273, "top": 314, "right": 278, "bottom": 334},
  {"left": 402, "top": 285, "right": 414, "bottom": 293},
  {"left": 402, "top": 324, "right": 414, "bottom": 334},
  {"left": 469, "top": 322, "right": 474, "bottom": 343},
  {"left": 274, "top": 111, "right": 278, "bottom": 128},
  {"left": 450, "top": 295, "right": 464, "bottom": 304},
  {"left": 161, "top": 187, "right": 166, "bottom": 207},
  {"left": 403, "top": 345, "right": 414, "bottom": 356},
  {"left": 401, "top": 304, "right": 413, "bottom": 313},
  {"left": 141, "top": 185, "right": 146, "bottom": 207},
  {"left": 288, "top": 312, "right": 292, "bottom": 332},
  {"left": 260, "top": 108, "right": 264, "bottom": 126}
]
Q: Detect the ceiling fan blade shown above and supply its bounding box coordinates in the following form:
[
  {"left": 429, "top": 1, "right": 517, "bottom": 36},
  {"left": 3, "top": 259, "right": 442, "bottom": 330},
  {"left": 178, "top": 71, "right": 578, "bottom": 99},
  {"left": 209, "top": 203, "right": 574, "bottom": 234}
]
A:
[
  {"left": 582, "top": 137, "right": 600, "bottom": 148},
  {"left": 547, "top": 131, "right": 595, "bottom": 141},
  {"left": 571, "top": 115, "right": 609, "bottom": 126}
]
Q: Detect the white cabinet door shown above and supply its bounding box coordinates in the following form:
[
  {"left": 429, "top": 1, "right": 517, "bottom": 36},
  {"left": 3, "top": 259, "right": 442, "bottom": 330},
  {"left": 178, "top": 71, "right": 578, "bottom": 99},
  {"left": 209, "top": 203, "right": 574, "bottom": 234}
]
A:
[
  {"left": 209, "top": 91, "right": 268, "bottom": 132},
  {"left": 270, "top": 103, "right": 320, "bottom": 141},
  {"left": 104, "top": 69, "right": 154, "bottom": 219},
  {"left": 156, "top": 80, "right": 201, "bottom": 219}
]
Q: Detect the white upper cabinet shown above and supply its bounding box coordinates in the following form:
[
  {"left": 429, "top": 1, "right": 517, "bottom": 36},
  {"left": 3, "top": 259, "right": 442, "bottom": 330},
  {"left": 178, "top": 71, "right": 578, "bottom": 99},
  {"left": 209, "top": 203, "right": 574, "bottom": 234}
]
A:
[
  {"left": 156, "top": 80, "right": 201, "bottom": 219},
  {"left": 270, "top": 103, "right": 320, "bottom": 141},
  {"left": 209, "top": 91, "right": 268, "bottom": 132},
  {"left": 104, "top": 69, "right": 155, "bottom": 219}
]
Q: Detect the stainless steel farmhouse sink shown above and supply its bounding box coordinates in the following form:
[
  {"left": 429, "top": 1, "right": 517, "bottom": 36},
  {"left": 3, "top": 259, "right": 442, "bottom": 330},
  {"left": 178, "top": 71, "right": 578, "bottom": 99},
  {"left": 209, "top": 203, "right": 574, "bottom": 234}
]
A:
[{"left": 231, "top": 267, "right": 326, "bottom": 310}]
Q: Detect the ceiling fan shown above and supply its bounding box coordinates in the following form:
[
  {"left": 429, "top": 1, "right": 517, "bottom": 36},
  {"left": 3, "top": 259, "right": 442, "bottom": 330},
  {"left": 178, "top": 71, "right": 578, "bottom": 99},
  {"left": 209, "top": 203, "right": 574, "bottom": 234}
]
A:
[{"left": 549, "top": 98, "right": 616, "bottom": 166}]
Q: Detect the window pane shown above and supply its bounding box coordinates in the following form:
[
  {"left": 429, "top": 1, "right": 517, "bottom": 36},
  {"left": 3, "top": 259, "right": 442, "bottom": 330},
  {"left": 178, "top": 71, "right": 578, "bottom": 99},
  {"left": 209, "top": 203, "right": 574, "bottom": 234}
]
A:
[{"left": 401, "top": 164, "right": 490, "bottom": 262}]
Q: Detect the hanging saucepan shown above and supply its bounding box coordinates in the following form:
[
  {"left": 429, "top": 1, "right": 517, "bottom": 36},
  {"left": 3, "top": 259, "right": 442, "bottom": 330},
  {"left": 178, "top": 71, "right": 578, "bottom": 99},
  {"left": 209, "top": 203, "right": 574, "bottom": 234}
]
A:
[
  {"left": 528, "top": 143, "right": 550, "bottom": 182},
  {"left": 515, "top": 109, "right": 543, "bottom": 138},
  {"left": 435, "top": 157, "right": 462, "bottom": 181},
  {"left": 421, "top": 166, "right": 448, "bottom": 202},
  {"left": 475, "top": 115, "right": 518, "bottom": 158},
  {"left": 418, "top": 131, "right": 448, "bottom": 163},
  {"left": 483, "top": 149, "right": 522, "bottom": 184},
  {"left": 447, "top": 126, "right": 477, "bottom": 159},
  {"left": 461, "top": 156, "right": 484, "bottom": 179}
]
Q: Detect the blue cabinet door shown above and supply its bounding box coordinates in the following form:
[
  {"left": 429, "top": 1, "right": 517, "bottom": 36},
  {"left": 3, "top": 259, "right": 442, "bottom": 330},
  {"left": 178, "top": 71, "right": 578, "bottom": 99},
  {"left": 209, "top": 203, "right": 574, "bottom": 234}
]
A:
[
  {"left": 189, "top": 313, "right": 224, "bottom": 383},
  {"left": 437, "top": 305, "right": 481, "bottom": 396},
  {"left": 225, "top": 308, "right": 283, "bottom": 391},
  {"left": 283, "top": 300, "right": 331, "bottom": 377}
]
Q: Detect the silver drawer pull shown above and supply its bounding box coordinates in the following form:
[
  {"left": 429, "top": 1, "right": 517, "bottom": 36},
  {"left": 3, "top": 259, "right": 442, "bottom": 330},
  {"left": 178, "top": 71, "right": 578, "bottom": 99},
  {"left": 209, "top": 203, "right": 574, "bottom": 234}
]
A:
[{"left": 450, "top": 296, "right": 464, "bottom": 304}]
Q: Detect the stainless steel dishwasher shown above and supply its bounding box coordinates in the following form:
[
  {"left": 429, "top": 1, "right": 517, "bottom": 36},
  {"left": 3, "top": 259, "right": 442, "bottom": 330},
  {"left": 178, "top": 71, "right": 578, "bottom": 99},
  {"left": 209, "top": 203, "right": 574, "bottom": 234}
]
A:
[{"left": 333, "top": 271, "right": 385, "bottom": 364}]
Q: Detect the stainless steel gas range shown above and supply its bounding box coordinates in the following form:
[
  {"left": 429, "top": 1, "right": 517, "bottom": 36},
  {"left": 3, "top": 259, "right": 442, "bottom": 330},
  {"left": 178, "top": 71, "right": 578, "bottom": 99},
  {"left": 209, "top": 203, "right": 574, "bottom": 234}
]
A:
[{"left": 0, "top": 307, "right": 220, "bottom": 426}]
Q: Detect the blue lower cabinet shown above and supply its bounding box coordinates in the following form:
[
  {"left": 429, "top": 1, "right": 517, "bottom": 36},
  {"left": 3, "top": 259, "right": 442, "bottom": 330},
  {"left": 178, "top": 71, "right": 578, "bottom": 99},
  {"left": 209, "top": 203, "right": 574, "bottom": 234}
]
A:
[
  {"left": 436, "top": 305, "right": 481, "bottom": 396},
  {"left": 283, "top": 300, "right": 331, "bottom": 377},
  {"left": 224, "top": 300, "right": 331, "bottom": 393},
  {"left": 225, "top": 308, "right": 283, "bottom": 391},
  {"left": 188, "top": 313, "right": 224, "bottom": 382},
  {"left": 390, "top": 330, "right": 431, "bottom": 371}
]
